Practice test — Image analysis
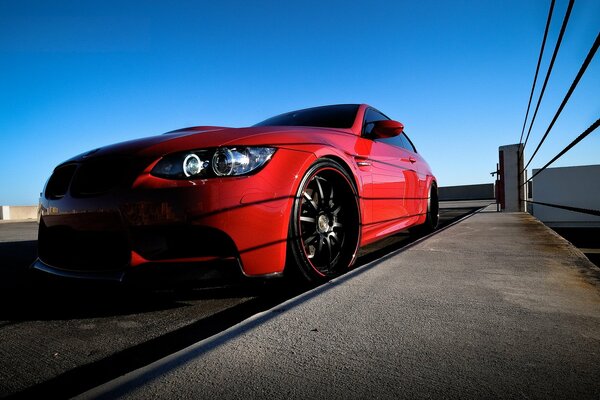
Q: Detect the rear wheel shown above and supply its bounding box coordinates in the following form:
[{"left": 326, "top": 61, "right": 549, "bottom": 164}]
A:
[
  {"left": 411, "top": 183, "right": 439, "bottom": 236},
  {"left": 287, "top": 160, "right": 360, "bottom": 283}
]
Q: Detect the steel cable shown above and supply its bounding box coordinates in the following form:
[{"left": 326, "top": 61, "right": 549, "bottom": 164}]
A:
[
  {"left": 524, "top": 200, "right": 600, "bottom": 217},
  {"left": 522, "top": 0, "right": 574, "bottom": 152},
  {"left": 523, "top": 31, "right": 600, "bottom": 172},
  {"left": 519, "top": 0, "right": 556, "bottom": 145},
  {"left": 523, "top": 118, "right": 599, "bottom": 185}
]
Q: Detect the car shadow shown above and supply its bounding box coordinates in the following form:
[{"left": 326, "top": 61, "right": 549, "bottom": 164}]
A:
[{"left": 0, "top": 240, "right": 297, "bottom": 321}]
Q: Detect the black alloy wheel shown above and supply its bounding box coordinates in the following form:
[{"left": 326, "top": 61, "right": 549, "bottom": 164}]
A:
[
  {"left": 287, "top": 159, "right": 360, "bottom": 282},
  {"left": 428, "top": 183, "right": 440, "bottom": 230},
  {"left": 411, "top": 183, "right": 439, "bottom": 236}
]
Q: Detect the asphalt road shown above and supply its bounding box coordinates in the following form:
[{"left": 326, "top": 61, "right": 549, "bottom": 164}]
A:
[{"left": 0, "top": 204, "right": 487, "bottom": 398}]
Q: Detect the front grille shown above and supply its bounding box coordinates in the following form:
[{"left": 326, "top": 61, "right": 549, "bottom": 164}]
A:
[
  {"left": 45, "top": 164, "right": 77, "bottom": 199},
  {"left": 38, "top": 217, "right": 130, "bottom": 271},
  {"left": 70, "top": 158, "right": 131, "bottom": 197}
]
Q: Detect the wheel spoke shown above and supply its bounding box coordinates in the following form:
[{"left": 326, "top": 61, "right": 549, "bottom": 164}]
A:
[
  {"left": 329, "top": 231, "right": 338, "bottom": 245},
  {"left": 304, "top": 234, "right": 318, "bottom": 245},
  {"left": 332, "top": 221, "right": 343, "bottom": 228},
  {"left": 300, "top": 216, "right": 316, "bottom": 223},
  {"left": 318, "top": 236, "right": 323, "bottom": 254},
  {"left": 332, "top": 205, "right": 342, "bottom": 216},
  {"left": 325, "top": 235, "right": 333, "bottom": 263},
  {"left": 315, "top": 177, "right": 325, "bottom": 205},
  {"left": 303, "top": 191, "right": 319, "bottom": 211}
]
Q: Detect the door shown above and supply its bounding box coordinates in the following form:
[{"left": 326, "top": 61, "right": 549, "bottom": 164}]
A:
[{"left": 359, "top": 108, "right": 420, "bottom": 238}]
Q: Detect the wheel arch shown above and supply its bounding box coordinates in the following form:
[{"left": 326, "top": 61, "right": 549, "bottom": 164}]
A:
[
  {"left": 319, "top": 155, "right": 359, "bottom": 193},
  {"left": 314, "top": 154, "right": 365, "bottom": 231}
]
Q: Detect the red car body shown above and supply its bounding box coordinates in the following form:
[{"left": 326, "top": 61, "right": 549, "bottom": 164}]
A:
[{"left": 34, "top": 104, "right": 437, "bottom": 282}]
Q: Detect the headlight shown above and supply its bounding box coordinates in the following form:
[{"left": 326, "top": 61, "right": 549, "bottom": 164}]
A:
[
  {"left": 183, "top": 154, "right": 203, "bottom": 177},
  {"left": 212, "top": 148, "right": 235, "bottom": 176},
  {"left": 151, "top": 147, "right": 276, "bottom": 179}
]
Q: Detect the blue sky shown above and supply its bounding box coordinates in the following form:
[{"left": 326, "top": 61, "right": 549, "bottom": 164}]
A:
[{"left": 0, "top": 0, "right": 598, "bottom": 205}]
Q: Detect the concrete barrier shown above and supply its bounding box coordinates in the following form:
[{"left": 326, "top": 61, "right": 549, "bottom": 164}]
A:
[
  {"left": 439, "top": 183, "right": 495, "bottom": 201},
  {"left": 0, "top": 205, "right": 38, "bottom": 221}
]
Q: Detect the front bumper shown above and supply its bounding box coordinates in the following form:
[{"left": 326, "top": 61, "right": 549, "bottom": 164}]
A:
[
  {"left": 37, "top": 148, "right": 315, "bottom": 278},
  {"left": 32, "top": 259, "right": 126, "bottom": 282},
  {"left": 31, "top": 256, "right": 244, "bottom": 285}
]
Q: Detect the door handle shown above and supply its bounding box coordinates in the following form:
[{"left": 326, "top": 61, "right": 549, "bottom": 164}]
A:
[{"left": 408, "top": 157, "right": 416, "bottom": 164}]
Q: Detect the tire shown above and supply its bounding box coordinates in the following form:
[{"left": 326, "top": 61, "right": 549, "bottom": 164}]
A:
[
  {"left": 287, "top": 159, "right": 360, "bottom": 283},
  {"left": 410, "top": 182, "right": 439, "bottom": 236}
]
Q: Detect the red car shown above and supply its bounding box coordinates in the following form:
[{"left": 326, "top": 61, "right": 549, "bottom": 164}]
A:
[{"left": 34, "top": 104, "right": 438, "bottom": 283}]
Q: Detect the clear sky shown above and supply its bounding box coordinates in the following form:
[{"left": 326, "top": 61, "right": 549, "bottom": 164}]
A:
[{"left": 1, "top": 0, "right": 598, "bottom": 205}]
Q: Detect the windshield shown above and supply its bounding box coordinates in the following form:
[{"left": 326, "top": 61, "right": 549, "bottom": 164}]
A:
[{"left": 254, "top": 104, "right": 359, "bottom": 129}]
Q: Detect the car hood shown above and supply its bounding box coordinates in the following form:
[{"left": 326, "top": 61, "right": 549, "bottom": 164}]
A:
[{"left": 63, "top": 125, "right": 354, "bottom": 164}]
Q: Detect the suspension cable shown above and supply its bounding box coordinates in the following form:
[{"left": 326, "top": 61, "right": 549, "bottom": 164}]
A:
[
  {"left": 524, "top": 118, "right": 599, "bottom": 185},
  {"left": 523, "top": 31, "right": 600, "bottom": 172},
  {"left": 519, "top": 0, "right": 556, "bottom": 145},
  {"left": 521, "top": 0, "right": 574, "bottom": 151}
]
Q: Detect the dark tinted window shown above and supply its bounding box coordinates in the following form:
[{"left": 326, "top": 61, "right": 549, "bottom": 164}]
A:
[
  {"left": 254, "top": 104, "right": 359, "bottom": 128},
  {"left": 364, "top": 108, "right": 407, "bottom": 148},
  {"left": 378, "top": 133, "right": 404, "bottom": 148},
  {"left": 363, "top": 108, "right": 389, "bottom": 136},
  {"left": 400, "top": 133, "right": 417, "bottom": 153}
]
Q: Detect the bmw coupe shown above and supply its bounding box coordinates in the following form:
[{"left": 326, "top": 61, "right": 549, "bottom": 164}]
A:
[{"left": 34, "top": 104, "right": 438, "bottom": 283}]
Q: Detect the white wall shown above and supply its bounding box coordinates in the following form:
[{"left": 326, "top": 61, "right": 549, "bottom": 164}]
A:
[
  {"left": 0, "top": 205, "right": 38, "bottom": 221},
  {"left": 531, "top": 164, "right": 600, "bottom": 227}
]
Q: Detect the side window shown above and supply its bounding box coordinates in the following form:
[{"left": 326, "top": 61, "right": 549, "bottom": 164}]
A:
[
  {"left": 401, "top": 132, "right": 417, "bottom": 153},
  {"left": 378, "top": 133, "right": 404, "bottom": 148},
  {"left": 363, "top": 108, "right": 389, "bottom": 136},
  {"left": 363, "top": 108, "right": 404, "bottom": 148},
  {"left": 363, "top": 108, "right": 416, "bottom": 152}
]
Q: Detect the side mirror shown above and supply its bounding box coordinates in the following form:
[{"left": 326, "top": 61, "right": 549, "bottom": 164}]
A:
[{"left": 371, "top": 120, "right": 404, "bottom": 138}]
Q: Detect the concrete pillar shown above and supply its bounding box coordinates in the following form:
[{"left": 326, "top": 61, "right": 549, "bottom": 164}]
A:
[{"left": 498, "top": 143, "right": 525, "bottom": 212}]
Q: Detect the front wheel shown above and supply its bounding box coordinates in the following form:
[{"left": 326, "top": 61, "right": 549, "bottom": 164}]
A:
[{"left": 287, "top": 160, "right": 360, "bottom": 283}]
